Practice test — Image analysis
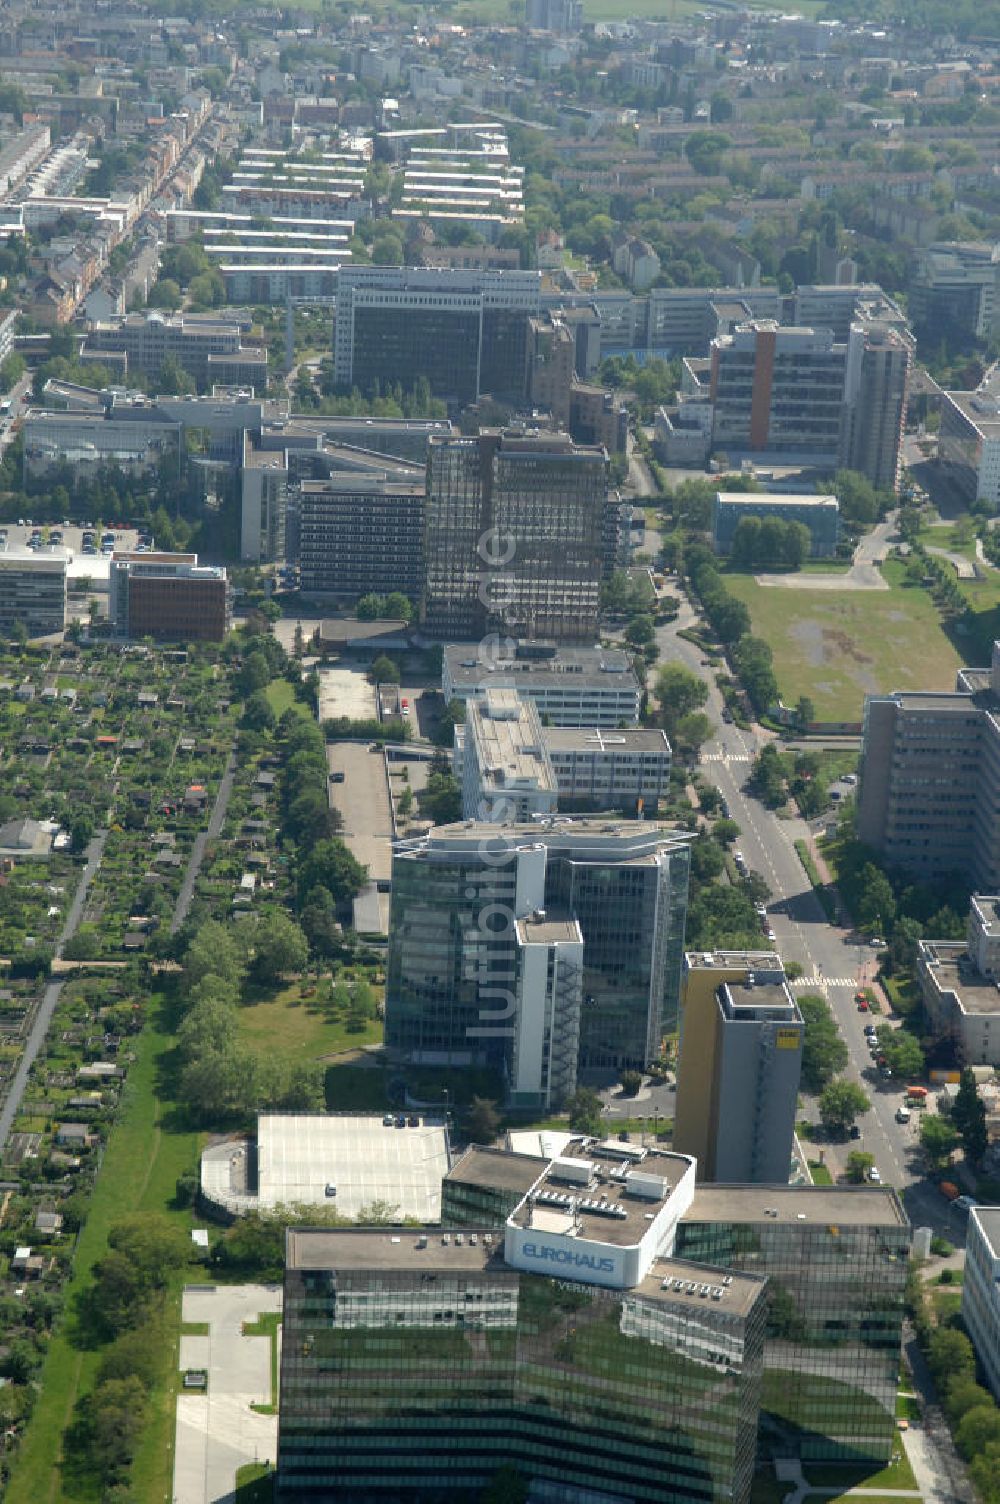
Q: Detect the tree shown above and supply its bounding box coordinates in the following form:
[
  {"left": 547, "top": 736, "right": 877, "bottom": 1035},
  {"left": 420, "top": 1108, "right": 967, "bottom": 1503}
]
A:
[
  {"left": 148, "top": 277, "right": 182, "bottom": 311},
  {"left": 655, "top": 663, "right": 708, "bottom": 732},
  {"left": 568, "top": 1087, "right": 603, "bottom": 1136},
  {"left": 384, "top": 592, "right": 413, "bottom": 621},
  {"left": 252, "top": 912, "right": 309, "bottom": 984},
  {"left": 798, "top": 994, "right": 848, "bottom": 1093},
  {"left": 243, "top": 689, "right": 276, "bottom": 731},
  {"left": 467, "top": 1097, "right": 501, "bottom": 1143},
  {"left": 675, "top": 711, "right": 713, "bottom": 755},
  {"left": 875, "top": 1025, "right": 924, "bottom": 1079},
  {"left": 423, "top": 768, "right": 462, "bottom": 824},
  {"left": 927, "top": 1327, "right": 975, "bottom": 1393},
  {"left": 297, "top": 839, "right": 368, "bottom": 910},
  {"left": 956, "top": 1406, "right": 1000, "bottom": 1462},
  {"left": 625, "top": 614, "right": 655, "bottom": 647},
  {"left": 237, "top": 650, "right": 271, "bottom": 696},
  {"left": 952, "top": 1067, "right": 988, "bottom": 1163},
  {"left": 796, "top": 695, "right": 815, "bottom": 730},
  {"left": 819, "top": 1078, "right": 870, "bottom": 1135},
  {"left": 856, "top": 863, "right": 896, "bottom": 934},
  {"left": 945, "top": 1377, "right": 994, "bottom": 1427},
  {"left": 357, "top": 592, "right": 385, "bottom": 621},
  {"left": 183, "top": 919, "right": 248, "bottom": 992},
  {"left": 920, "top": 1113, "right": 960, "bottom": 1169},
  {"left": 368, "top": 654, "right": 400, "bottom": 685},
  {"left": 300, "top": 885, "right": 341, "bottom": 959},
  {"left": 846, "top": 1149, "right": 875, "bottom": 1183},
  {"left": 620, "top": 1070, "right": 643, "bottom": 1097}
]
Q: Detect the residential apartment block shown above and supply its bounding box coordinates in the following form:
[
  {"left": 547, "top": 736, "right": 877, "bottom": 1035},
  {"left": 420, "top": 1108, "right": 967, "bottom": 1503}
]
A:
[
  {"left": 423, "top": 429, "right": 608, "bottom": 642},
  {"left": 385, "top": 820, "right": 691, "bottom": 1096},
  {"left": 962, "top": 1207, "right": 1000, "bottom": 1401},
  {"left": 674, "top": 952, "right": 804, "bottom": 1185},
  {"left": 0, "top": 548, "right": 68, "bottom": 637},
  {"left": 916, "top": 895, "right": 1000, "bottom": 1066},
  {"left": 856, "top": 647, "right": 1000, "bottom": 886},
  {"left": 109, "top": 552, "right": 231, "bottom": 643},
  {"left": 442, "top": 641, "right": 642, "bottom": 728}
]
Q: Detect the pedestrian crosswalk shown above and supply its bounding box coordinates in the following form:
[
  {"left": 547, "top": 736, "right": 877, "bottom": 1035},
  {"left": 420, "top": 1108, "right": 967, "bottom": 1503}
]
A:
[
  {"left": 793, "top": 977, "right": 861, "bottom": 989},
  {"left": 702, "top": 752, "right": 753, "bottom": 764}
]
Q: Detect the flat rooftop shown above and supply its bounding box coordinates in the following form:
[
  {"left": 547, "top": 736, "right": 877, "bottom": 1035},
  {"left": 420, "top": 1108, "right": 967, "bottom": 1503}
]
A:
[
  {"left": 287, "top": 1226, "right": 500, "bottom": 1273},
  {"left": 469, "top": 691, "right": 555, "bottom": 793},
  {"left": 715, "top": 491, "right": 838, "bottom": 508},
  {"left": 971, "top": 1206, "right": 1000, "bottom": 1257},
  {"left": 686, "top": 950, "right": 783, "bottom": 972},
  {"left": 444, "top": 643, "right": 638, "bottom": 691},
  {"left": 919, "top": 943, "right": 1000, "bottom": 1016},
  {"left": 508, "top": 1148, "right": 693, "bottom": 1247},
  {"left": 685, "top": 1184, "right": 909, "bottom": 1228},
  {"left": 257, "top": 1113, "right": 450, "bottom": 1220},
  {"left": 637, "top": 1256, "right": 766, "bottom": 1320},
  {"left": 445, "top": 1144, "right": 545, "bottom": 1195},
  {"left": 543, "top": 726, "right": 670, "bottom": 754},
  {"left": 517, "top": 911, "right": 581, "bottom": 946},
  {"left": 723, "top": 979, "right": 798, "bottom": 1016}
]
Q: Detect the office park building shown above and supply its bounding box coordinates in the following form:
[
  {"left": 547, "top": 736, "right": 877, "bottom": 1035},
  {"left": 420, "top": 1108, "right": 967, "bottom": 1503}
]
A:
[
  {"left": 385, "top": 820, "right": 692, "bottom": 1103},
  {"left": 277, "top": 1141, "right": 910, "bottom": 1501}
]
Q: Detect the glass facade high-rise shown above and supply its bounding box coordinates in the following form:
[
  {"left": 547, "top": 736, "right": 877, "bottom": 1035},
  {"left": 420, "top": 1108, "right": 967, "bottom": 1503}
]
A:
[
  {"left": 676, "top": 1187, "right": 910, "bottom": 1464},
  {"left": 278, "top": 1228, "right": 768, "bottom": 1504},
  {"left": 422, "top": 430, "right": 609, "bottom": 643},
  {"left": 385, "top": 821, "right": 692, "bottom": 1093}
]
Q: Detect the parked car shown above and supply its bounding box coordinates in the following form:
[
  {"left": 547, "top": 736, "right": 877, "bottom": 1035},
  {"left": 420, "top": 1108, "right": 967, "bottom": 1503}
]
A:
[
  {"left": 849, "top": 1125, "right": 861, "bottom": 1140},
  {"left": 895, "top": 1107, "right": 911, "bottom": 1124},
  {"left": 868, "top": 1167, "right": 882, "bottom": 1184}
]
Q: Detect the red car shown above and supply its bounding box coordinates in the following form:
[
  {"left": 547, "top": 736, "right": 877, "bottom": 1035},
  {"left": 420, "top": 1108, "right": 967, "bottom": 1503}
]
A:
[{"left": 856, "top": 998, "right": 869, "bottom": 1012}]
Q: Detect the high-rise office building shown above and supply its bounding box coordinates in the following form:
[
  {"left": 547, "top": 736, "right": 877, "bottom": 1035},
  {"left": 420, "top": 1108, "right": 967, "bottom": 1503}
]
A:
[
  {"left": 710, "top": 322, "right": 847, "bottom": 468},
  {"left": 676, "top": 1185, "right": 911, "bottom": 1464},
  {"left": 332, "top": 264, "right": 541, "bottom": 404},
  {"left": 673, "top": 952, "right": 804, "bottom": 1185},
  {"left": 910, "top": 241, "right": 1000, "bottom": 345},
  {"left": 856, "top": 646, "right": 1000, "bottom": 887},
  {"left": 297, "top": 475, "right": 425, "bottom": 602},
  {"left": 278, "top": 1149, "right": 769, "bottom": 1503},
  {"left": 385, "top": 820, "right": 691, "bottom": 1097},
  {"left": 708, "top": 319, "right": 910, "bottom": 489},
  {"left": 423, "top": 429, "right": 608, "bottom": 642},
  {"left": 842, "top": 321, "right": 912, "bottom": 493}
]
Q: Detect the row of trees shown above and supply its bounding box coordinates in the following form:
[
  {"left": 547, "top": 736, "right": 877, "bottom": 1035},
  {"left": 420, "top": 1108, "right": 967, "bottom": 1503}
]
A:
[
  {"left": 684, "top": 544, "right": 780, "bottom": 714},
  {"left": 729, "top": 515, "right": 813, "bottom": 571}
]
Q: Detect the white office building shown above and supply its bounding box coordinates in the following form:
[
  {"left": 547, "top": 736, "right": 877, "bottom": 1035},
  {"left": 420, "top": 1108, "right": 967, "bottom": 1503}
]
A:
[
  {"left": 962, "top": 1206, "right": 1000, "bottom": 1399},
  {"left": 458, "top": 688, "right": 557, "bottom": 821}
]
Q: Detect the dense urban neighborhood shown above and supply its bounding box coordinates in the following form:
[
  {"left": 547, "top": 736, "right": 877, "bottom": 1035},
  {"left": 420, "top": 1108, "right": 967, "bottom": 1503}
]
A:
[{"left": 0, "top": 0, "right": 998, "bottom": 1502}]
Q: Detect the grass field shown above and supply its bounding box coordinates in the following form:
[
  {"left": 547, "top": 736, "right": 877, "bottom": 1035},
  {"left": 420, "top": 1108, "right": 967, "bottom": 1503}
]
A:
[
  {"left": 726, "top": 561, "right": 963, "bottom": 722},
  {"left": 238, "top": 982, "right": 382, "bottom": 1063},
  {"left": 265, "top": 679, "right": 311, "bottom": 719},
  {"left": 7, "top": 996, "right": 203, "bottom": 1504}
]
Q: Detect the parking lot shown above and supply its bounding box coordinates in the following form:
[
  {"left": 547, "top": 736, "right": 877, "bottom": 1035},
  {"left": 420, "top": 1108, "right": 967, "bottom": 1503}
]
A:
[
  {"left": 0, "top": 521, "right": 143, "bottom": 557},
  {"left": 173, "top": 1283, "right": 282, "bottom": 1504}
]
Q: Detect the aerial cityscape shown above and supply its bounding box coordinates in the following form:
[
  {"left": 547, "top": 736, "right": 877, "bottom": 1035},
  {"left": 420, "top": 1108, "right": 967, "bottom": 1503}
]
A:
[{"left": 0, "top": 0, "right": 997, "bottom": 1502}]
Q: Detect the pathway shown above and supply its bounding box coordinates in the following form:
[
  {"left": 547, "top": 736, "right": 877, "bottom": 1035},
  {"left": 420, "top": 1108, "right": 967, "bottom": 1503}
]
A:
[
  {"left": 170, "top": 748, "right": 238, "bottom": 935},
  {"left": 0, "top": 830, "right": 108, "bottom": 1152},
  {"left": 756, "top": 518, "right": 898, "bottom": 593}
]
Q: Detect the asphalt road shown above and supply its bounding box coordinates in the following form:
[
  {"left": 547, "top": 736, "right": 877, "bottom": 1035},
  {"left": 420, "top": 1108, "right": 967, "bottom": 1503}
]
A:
[
  {"left": 0, "top": 830, "right": 108, "bottom": 1152},
  {"left": 170, "top": 749, "right": 238, "bottom": 935},
  {"left": 655, "top": 587, "right": 959, "bottom": 1240}
]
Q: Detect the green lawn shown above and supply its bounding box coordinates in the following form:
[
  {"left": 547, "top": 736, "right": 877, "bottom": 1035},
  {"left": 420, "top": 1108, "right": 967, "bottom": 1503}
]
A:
[
  {"left": 265, "top": 679, "right": 311, "bottom": 719},
  {"left": 238, "top": 982, "right": 382, "bottom": 1063},
  {"left": 7, "top": 996, "right": 203, "bottom": 1504},
  {"left": 808, "top": 1161, "right": 834, "bottom": 1186},
  {"left": 726, "top": 562, "right": 963, "bottom": 723},
  {"left": 235, "top": 1462, "right": 274, "bottom": 1503},
  {"left": 805, "top": 1444, "right": 918, "bottom": 1494}
]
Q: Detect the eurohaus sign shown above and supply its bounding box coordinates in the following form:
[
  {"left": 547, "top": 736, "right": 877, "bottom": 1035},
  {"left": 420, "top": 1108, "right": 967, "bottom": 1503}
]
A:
[{"left": 522, "top": 1241, "right": 616, "bottom": 1275}]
